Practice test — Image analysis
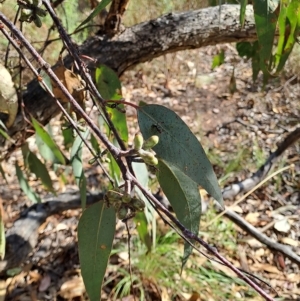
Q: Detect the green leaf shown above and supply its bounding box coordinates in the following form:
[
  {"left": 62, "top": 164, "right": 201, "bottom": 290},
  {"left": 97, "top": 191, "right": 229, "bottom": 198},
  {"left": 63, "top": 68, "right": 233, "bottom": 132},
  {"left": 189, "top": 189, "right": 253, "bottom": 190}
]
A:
[
  {"left": 134, "top": 212, "right": 152, "bottom": 252},
  {"left": 132, "top": 162, "right": 153, "bottom": 251},
  {"left": 90, "top": 133, "right": 101, "bottom": 154},
  {"left": 0, "top": 209, "right": 5, "bottom": 260},
  {"left": 157, "top": 159, "right": 201, "bottom": 269},
  {"left": 15, "top": 163, "right": 41, "bottom": 203},
  {"left": 275, "top": 0, "right": 300, "bottom": 73},
  {"left": 96, "top": 65, "right": 128, "bottom": 143},
  {"left": 27, "top": 151, "right": 54, "bottom": 192},
  {"left": 252, "top": 0, "right": 280, "bottom": 80},
  {"left": 236, "top": 42, "right": 254, "bottom": 59},
  {"left": 75, "top": 0, "right": 111, "bottom": 31},
  {"left": 95, "top": 64, "right": 122, "bottom": 100},
  {"left": 211, "top": 50, "right": 225, "bottom": 69},
  {"left": 71, "top": 130, "right": 89, "bottom": 209},
  {"left": 137, "top": 104, "right": 223, "bottom": 205},
  {"left": 32, "top": 118, "right": 66, "bottom": 165},
  {"left": 36, "top": 127, "right": 59, "bottom": 164},
  {"left": 240, "top": 0, "right": 248, "bottom": 27},
  {"left": 62, "top": 127, "right": 75, "bottom": 151},
  {"left": 78, "top": 202, "right": 116, "bottom": 301}
]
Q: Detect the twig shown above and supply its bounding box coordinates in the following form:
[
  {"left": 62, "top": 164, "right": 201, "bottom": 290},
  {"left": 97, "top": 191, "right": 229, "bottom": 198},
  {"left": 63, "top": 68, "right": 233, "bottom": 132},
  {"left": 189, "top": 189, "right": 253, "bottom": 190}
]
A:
[
  {"left": 0, "top": 15, "right": 116, "bottom": 183},
  {"left": 222, "top": 127, "right": 300, "bottom": 200},
  {"left": 130, "top": 174, "right": 276, "bottom": 301}
]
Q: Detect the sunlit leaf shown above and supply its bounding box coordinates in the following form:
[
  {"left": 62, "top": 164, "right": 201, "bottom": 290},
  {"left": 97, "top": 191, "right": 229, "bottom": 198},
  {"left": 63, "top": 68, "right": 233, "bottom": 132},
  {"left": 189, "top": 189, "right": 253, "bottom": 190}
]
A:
[
  {"left": 134, "top": 212, "right": 152, "bottom": 252},
  {"left": 95, "top": 64, "right": 122, "bottom": 100},
  {"left": 15, "top": 163, "right": 41, "bottom": 203},
  {"left": 32, "top": 118, "right": 66, "bottom": 165},
  {"left": 157, "top": 159, "right": 201, "bottom": 269},
  {"left": 78, "top": 202, "right": 116, "bottom": 301},
  {"left": 36, "top": 125, "right": 60, "bottom": 164},
  {"left": 275, "top": 0, "right": 300, "bottom": 73},
  {"left": 211, "top": 50, "right": 224, "bottom": 69},
  {"left": 75, "top": 0, "right": 111, "bottom": 30},
  {"left": 132, "top": 162, "right": 153, "bottom": 251},
  {"left": 137, "top": 104, "right": 223, "bottom": 205},
  {"left": 240, "top": 0, "right": 248, "bottom": 27}
]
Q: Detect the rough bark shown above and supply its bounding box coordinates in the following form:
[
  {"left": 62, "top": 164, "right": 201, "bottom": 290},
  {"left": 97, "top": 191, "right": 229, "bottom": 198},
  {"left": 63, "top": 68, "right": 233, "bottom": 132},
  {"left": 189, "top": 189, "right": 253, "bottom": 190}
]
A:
[{"left": 1, "top": 4, "right": 256, "bottom": 154}]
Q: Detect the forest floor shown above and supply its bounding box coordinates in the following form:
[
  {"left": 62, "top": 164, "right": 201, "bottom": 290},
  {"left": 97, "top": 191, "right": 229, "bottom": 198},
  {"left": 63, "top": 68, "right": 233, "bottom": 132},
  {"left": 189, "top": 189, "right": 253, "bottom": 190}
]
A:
[{"left": 0, "top": 41, "right": 300, "bottom": 301}]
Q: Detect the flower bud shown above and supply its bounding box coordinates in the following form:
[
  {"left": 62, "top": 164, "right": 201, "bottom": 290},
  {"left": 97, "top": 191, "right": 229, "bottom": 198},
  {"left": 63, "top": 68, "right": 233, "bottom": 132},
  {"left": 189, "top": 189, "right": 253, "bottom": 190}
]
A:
[
  {"left": 133, "top": 133, "right": 144, "bottom": 151},
  {"left": 142, "top": 152, "right": 158, "bottom": 166},
  {"left": 122, "top": 193, "right": 131, "bottom": 203},
  {"left": 131, "top": 197, "right": 145, "bottom": 211},
  {"left": 117, "top": 205, "right": 128, "bottom": 220},
  {"left": 143, "top": 135, "right": 159, "bottom": 150}
]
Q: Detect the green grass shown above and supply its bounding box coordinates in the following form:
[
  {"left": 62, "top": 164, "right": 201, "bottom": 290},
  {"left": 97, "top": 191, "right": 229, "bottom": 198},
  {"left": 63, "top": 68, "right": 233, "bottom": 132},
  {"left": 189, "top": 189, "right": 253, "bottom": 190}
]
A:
[{"left": 105, "top": 221, "right": 260, "bottom": 301}]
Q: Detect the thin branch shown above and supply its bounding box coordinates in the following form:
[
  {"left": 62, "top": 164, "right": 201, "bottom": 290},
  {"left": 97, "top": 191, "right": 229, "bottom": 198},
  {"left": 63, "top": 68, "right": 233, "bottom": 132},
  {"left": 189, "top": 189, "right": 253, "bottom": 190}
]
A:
[
  {"left": 222, "top": 127, "right": 300, "bottom": 199},
  {"left": 129, "top": 174, "right": 276, "bottom": 301}
]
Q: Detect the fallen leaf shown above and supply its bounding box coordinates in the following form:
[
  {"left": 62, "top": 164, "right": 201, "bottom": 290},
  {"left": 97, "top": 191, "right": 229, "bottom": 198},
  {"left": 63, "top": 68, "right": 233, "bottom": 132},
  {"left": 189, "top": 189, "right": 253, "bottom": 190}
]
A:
[
  {"left": 59, "top": 277, "right": 85, "bottom": 299},
  {"left": 39, "top": 274, "right": 51, "bottom": 292},
  {"left": 280, "top": 237, "right": 298, "bottom": 247},
  {"left": 245, "top": 212, "right": 260, "bottom": 225},
  {"left": 274, "top": 218, "right": 290, "bottom": 233}
]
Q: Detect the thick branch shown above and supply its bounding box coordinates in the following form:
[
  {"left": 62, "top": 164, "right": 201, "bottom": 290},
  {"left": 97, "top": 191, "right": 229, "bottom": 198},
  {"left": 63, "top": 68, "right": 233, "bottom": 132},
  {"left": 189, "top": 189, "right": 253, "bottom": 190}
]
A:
[{"left": 1, "top": 4, "right": 256, "bottom": 152}]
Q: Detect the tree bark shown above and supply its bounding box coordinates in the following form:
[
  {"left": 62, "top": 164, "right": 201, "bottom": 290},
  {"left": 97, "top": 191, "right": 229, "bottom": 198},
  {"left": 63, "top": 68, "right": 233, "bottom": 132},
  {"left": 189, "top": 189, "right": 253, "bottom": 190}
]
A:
[{"left": 1, "top": 4, "right": 256, "bottom": 154}]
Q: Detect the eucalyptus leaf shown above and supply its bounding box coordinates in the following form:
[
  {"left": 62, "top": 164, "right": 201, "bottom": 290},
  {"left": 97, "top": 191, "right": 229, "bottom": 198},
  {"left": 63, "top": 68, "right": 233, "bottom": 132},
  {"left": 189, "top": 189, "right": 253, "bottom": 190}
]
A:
[
  {"left": 157, "top": 159, "right": 201, "bottom": 269},
  {"left": 27, "top": 151, "right": 54, "bottom": 192},
  {"left": 75, "top": 0, "right": 111, "bottom": 31},
  {"left": 71, "top": 130, "right": 89, "bottom": 208},
  {"left": 137, "top": 104, "right": 223, "bottom": 205},
  {"left": 78, "top": 202, "right": 116, "bottom": 301},
  {"left": 32, "top": 118, "right": 66, "bottom": 165},
  {"left": 15, "top": 163, "right": 41, "bottom": 203},
  {"left": 252, "top": 0, "right": 279, "bottom": 81}
]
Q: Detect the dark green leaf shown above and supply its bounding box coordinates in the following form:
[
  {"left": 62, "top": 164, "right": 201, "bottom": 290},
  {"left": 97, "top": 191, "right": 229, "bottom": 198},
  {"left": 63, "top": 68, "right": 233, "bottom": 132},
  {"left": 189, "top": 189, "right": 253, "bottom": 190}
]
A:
[
  {"left": 78, "top": 202, "right": 116, "bottom": 301},
  {"left": 137, "top": 104, "right": 223, "bottom": 205},
  {"left": 236, "top": 42, "right": 254, "bottom": 59},
  {"left": 157, "top": 159, "right": 201, "bottom": 269},
  {"left": 240, "top": 0, "right": 248, "bottom": 27},
  {"left": 252, "top": 0, "right": 280, "bottom": 80},
  {"left": 15, "top": 163, "right": 41, "bottom": 203},
  {"left": 211, "top": 50, "right": 225, "bottom": 69},
  {"left": 62, "top": 127, "right": 75, "bottom": 150},
  {"left": 32, "top": 118, "right": 66, "bottom": 165},
  {"left": 96, "top": 65, "right": 128, "bottom": 142},
  {"left": 75, "top": 0, "right": 111, "bottom": 31},
  {"left": 27, "top": 151, "right": 54, "bottom": 192}
]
